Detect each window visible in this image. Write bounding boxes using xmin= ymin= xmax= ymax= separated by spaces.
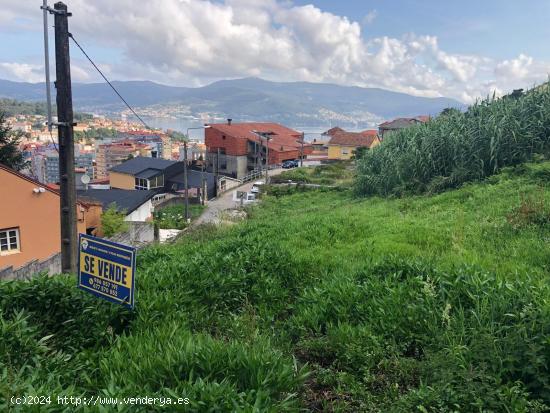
xmin=0 ymin=228 xmax=20 ymax=254
xmin=135 ymin=177 xmax=148 ymax=190
xmin=149 ymin=174 xmax=164 ymax=189
xmin=341 ymin=148 xmax=349 ymax=155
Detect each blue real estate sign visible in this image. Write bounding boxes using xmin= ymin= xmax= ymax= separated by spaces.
xmin=78 ymin=234 xmax=136 ymax=309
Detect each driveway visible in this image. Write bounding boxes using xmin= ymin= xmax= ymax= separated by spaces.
xmin=193 ymin=167 xmax=284 ymax=226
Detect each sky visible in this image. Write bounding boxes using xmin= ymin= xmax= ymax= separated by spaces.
xmin=0 ymin=0 xmax=549 ymax=103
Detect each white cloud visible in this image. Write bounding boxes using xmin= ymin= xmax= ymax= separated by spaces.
xmin=363 ymin=10 xmax=378 ymax=25
xmin=0 ymin=63 xmax=44 ymax=83
xmin=1 ymin=0 xmax=549 ymax=103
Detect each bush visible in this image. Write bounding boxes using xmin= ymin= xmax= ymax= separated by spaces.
xmin=101 ymin=204 xmax=129 ymax=237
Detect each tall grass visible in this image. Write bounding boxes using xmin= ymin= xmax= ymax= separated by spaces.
xmin=1 ymin=163 xmax=549 ymax=411
xmin=355 ymin=84 xmax=550 ymax=196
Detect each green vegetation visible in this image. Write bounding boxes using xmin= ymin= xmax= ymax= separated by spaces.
xmin=1 ymin=160 xmax=549 ymax=411
xmin=356 ymin=83 xmax=550 ymax=196
xmin=271 ymin=161 xmax=354 ymax=187
xmin=0 ymin=98 xmax=93 ymax=121
xmin=0 ymin=99 xmax=49 ymax=117
xmin=0 ymin=112 xmax=26 ymax=170
xmin=101 ymin=204 xmax=129 ymax=237
xmin=154 ymin=204 xmax=206 ymax=229
xmin=74 ymin=127 xmax=118 ymax=143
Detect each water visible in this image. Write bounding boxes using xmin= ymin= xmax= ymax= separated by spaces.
xmin=135 ymin=117 xmax=369 ymax=142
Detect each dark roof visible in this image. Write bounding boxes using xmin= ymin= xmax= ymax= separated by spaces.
xmin=168 ymin=170 xmax=217 ymax=200
xmin=77 ymin=189 xmax=157 ymax=215
xmin=135 ymin=168 xmax=163 ymax=179
xmin=379 ymin=116 xmax=430 ymax=130
xmin=110 ymin=156 xmax=177 ymax=175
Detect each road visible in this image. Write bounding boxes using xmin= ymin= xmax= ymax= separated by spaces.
xmin=192 ymin=167 xmax=285 ymax=226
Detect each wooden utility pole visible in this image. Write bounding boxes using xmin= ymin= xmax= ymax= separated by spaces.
xmin=183 ymin=141 xmax=189 ymax=222
xmin=54 ymin=2 xmax=77 ymax=274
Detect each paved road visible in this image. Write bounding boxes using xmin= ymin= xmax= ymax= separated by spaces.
xmin=193 ymin=167 xmax=284 ymax=226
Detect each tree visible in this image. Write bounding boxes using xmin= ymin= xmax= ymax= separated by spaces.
xmin=0 ymin=111 xmax=26 ymax=170
xmin=101 ymin=204 xmax=129 ymax=237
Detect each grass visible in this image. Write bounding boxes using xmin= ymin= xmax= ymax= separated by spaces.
xmin=270 ymin=161 xmax=355 ymax=187
xmin=1 ymin=162 xmax=549 ymax=411
xmin=154 ymin=204 xmax=205 ymax=230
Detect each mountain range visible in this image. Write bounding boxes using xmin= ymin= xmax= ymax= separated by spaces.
xmin=0 ymin=77 xmax=465 ymax=127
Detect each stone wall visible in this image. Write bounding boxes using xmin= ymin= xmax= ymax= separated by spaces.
xmin=0 ymin=252 xmax=61 ymax=281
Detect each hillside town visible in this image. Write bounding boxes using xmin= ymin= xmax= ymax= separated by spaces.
xmin=1 ymin=109 xmax=429 ymax=278
xmin=7 ymin=112 xmax=428 ymax=184
xmin=2 ymin=1 xmax=549 ymax=411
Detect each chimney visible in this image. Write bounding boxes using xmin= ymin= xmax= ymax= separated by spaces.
xmin=227 ymin=118 xmax=232 ymax=126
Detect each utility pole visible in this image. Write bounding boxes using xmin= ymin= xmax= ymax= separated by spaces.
xmin=300 ymin=132 xmax=305 ymax=167
xmin=265 ymin=135 xmax=271 ymax=183
xmin=183 ymin=140 xmax=189 ymax=223
xmin=54 ymin=2 xmax=77 ymax=274
xmin=41 ymin=0 xmax=53 ymax=131
xmin=215 ymin=148 xmax=220 ymax=197
xmin=200 ymin=160 xmax=206 ymax=205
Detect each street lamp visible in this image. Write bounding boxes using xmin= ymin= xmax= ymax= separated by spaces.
xmin=171 ymin=125 xmax=210 ymax=222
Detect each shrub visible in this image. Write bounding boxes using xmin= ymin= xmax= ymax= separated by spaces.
xmin=101 ymin=204 xmax=129 ymax=237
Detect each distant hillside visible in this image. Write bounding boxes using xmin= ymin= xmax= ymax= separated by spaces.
xmin=0 ymin=77 xmax=465 ymax=127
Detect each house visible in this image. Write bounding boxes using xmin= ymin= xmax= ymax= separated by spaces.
xmin=204 ymin=120 xmax=313 ymax=179
xmin=109 ymin=156 xmax=217 ymax=201
xmin=310 ymin=138 xmax=330 ymax=156
xmin=77 ymin=189 xmax=158 ymax=224
xmin=325 ymin=127 xmax=380 ymax=160
xmin=166 ymin=169 xmax=217 ymax=200
xmin=95 ymin=141 xmax=154 ymax=179
xmin=109 ymin=156 xmax=184 ymax=191
xmin=0 ymin=163 xmax=101 ymax=270
xmin=378 ymin=116 xmax=430 ymax=140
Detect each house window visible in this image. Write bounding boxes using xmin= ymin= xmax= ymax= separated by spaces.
xmin=149 ymin=174 xmax=164 ymax=189
xmin=341 ymin=148 xmax=349 ymax=155
xmin=0 ymin=228 xmax=20 ymax=254
xmin=135 ymin=177 xmax=148 ymax=190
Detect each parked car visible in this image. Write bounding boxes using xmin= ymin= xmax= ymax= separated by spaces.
xmin=251 ymin=180 xmax=265 ymax=193
xmin=282 ymin=160 xmax=299 ymax=168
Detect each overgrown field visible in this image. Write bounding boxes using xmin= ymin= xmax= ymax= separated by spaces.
xmin=1 ymin=162 xmax=550 ymax=412
xmin=356 ymin=84 xmax=550 ymax=196
xmin=271 ymin=161 xmax=354 ymax=187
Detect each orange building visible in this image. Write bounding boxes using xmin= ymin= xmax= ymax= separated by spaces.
xmin=0 ymin=164 xmax=101 ymax=270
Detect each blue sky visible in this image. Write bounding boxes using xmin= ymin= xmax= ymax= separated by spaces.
xmin=0 ymin=0 xmax=549 ymax=103
xmin=293 ymin=0 xmax=550 ymax=60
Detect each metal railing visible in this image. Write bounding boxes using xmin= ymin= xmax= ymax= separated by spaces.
xmin=239 ymin=169 xmax=264 ymax=184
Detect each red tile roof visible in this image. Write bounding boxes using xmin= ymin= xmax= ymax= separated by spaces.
xmin=325 ymin=128 xmax=380 ymax=148
xmin=207 ymin=122 xmax=305 ymax=152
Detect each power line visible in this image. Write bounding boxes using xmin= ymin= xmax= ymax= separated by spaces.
xmin=68 ymin=33 xmax=151 ymax=131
